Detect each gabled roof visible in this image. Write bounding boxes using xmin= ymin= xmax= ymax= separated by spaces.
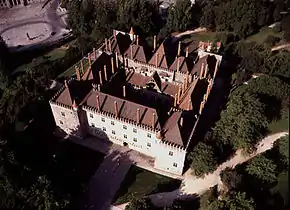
xmin=148 ymin=43 xmax=169 ymax=69
xmin=178 ymin=78 xmax=198 ymax=110
xmin=190 ymin=55 xmax=208 ymax=77
xmin=169 ymin=56 xmax=194 ymax=73
xmin=124 ymin=44 xmax=147 ymax=63
xmin=82 ymin=90 xmax=161 ymax=130
xmin=163 ymin=111 xmax=183 ymax=147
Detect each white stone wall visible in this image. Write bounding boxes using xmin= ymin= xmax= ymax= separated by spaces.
xmin=85 ymin=109 xmax=159 ymax=157
xmin=50 ymin=102 xmax=82 ymax=137
xmin=154 ymin=143 xmax=186 ymax=175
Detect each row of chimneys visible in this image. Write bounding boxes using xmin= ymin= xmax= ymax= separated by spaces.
xmin=199 ymin=79 xmax=213 ymax=114
xmin=173 ymin=73 xmax=191 ymax=107
xmin=95 ymin=94 xmax=157 ymax=129
xmin=199 ymin=59 xmax=219 ymax=80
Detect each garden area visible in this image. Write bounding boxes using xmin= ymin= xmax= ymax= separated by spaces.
xmin=112 ymin=166 xmax=181 ymax=205
xmin=245 ymin=26 xmax=284 ymax=45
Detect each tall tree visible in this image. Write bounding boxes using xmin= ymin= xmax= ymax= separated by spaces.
xmin=246 ymin=155 xmax=277 ymax=183
xmin=166 ymin=0 xmax=193 ymax=32
xmin=125 ymin=197 xmax=155 ymax=210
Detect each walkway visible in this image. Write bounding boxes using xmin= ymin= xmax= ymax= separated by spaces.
xmin=173 ymin=27 xmax=207 ymax=38
xmin=149 ymin=132 xmax=288 ymax=207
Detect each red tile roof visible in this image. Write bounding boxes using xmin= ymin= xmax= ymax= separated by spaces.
xmin=83 ymin=90 xmax=161 ymax=130
xmin=163 ymin=111 xmax=183 ymax=147
xmin=124 ymin=44 xmax=147 ymax=63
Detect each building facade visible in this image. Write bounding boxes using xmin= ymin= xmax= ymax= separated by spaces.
xmin=49 ymin=28 xmax=222 ymax=175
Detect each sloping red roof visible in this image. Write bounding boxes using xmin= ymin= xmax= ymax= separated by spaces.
xmin=148 ymin=43 xmax=169 ymax=69
xmin=190 ymin=55 xmax=208 ymax=77
xmin=163 ymin=111 xmax=183 ymax=147
xmin=124 ymin=44 xmax=147 ymax=63
xmin=178 ymin=79 xmax=198 ymax=110
xmin=169 ymin=56 xmax=194 ymax=73
xmin=83 ymin=90 xmax=161 ymax=130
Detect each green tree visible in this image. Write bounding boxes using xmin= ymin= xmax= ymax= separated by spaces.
xmin=274 ymin=135 xmax=289 ymax=167
xmin=166 ymin=0 xmax=193 ymax=32
xmin=223 ymin=192 xmax=255 ymax=210
xmin=189 ymin=142 xmax=217 ymax=176
xmin=125 ymin=197 xmax=155 ymax=210
xmin=220 ymin=167 xmax=242 ymax=191
xmin=116 ymin=0 xmax=161 ymax=36
xmin=246 ymin=155 xmax=277 ymax=183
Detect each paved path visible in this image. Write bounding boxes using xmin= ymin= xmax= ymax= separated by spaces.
xmin=173 ymin=27 xmax=207 ymax=38
xmin=149 ymin=132 xmax=288 ymax=207
xmin=271 ymin=43 xmax=290 ymax=51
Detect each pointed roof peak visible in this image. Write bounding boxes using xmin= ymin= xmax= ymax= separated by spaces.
xmin=129 ymin=27 xmax=134 ymax=35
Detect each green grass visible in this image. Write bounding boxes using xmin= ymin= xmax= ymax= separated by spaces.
xmin=13 ymin=47 xmax=67 ymax=74
xmin=268 ymin=109 xmax=289 ymax=134
xmin=245 ymin=27 xmax=284 ymax=44
xmin=112 ymin=166 xmax=181 ymax=205
xmin=182 ymin=31 xmax=217 ymax=44
xmin=57 ymin=57 xmax=90 ymax=79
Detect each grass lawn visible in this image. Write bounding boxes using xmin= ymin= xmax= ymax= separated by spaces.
xmin=57 ymin=56 xmax=90 ymax=79
xmin=13 ymin=47 xmax=68 ymax=74
xmin=112 ymin=166 xmax=181 ymax=205
xmin=245 ymin=27 xmax=284 ymax=44
xmin=181 ymin=31 xmax=217 ymax=44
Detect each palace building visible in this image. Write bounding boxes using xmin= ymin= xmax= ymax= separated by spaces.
xmin=49 ymin=28 xmax=222 ymax=175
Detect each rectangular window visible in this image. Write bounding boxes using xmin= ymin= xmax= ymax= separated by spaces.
xmin=102 ymin=127 xmax=106 ymax=131
xmin=101 ymin=118 xmax=105 ymax=122
xmin=90 ymin=113 xmax=93 ymax=118
xmin=124 ymin=134 xmax=127 ymax=139
xmin=169 ymin=151 xmax=173 ymax=156
xmin=133 ymin=128 xmax=137 ymax=133
xmin=59 ymin=120 xmax=63 ymax=125
xmin=112 ymin=130 xmax=116 ymax=135
xmin=123 ymin=125 xmax=127 ymax=130
xmin=133 ymin=138 xmax=137 ymax=142
xmin=61 ymin=112 xmax=65 ymax=117
xmin=173 ymin=162 xmax=177 ymax=167
xmin=147 ymin=133 xmax=151 ymax=138
xmin=91 ymin=123 xmax=95 ymax=127
xmin=111 ymin=121 xmax=115 ymax=125
xmin=147 ymin=142 xmax=151 ymax=147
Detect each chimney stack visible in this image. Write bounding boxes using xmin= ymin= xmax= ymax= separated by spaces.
xmin=199 ymin=101 xmax=204 ymax=114
xmin=153 ymin=35 xmax=157 ymax=51
xmin=113 ymin=29 xmax=116 ymax=39
xmin=97 ymin=84 xmax=101 ymax=91
xmin=185 ymin=47 xmax=189 ymax=58
xmin=180 ymin=117 xmax=184 ymax=127
xmin=80 ymin=60 xmax=84 ymax=74
xmin=99 ymin=71 xmax=103 ymax=85
xmin=104 ymin=65 xmax=108 ymax=81
xmin=115 ymin=52 xmax=119 ymax=68
xmin=123 ymin=85 xmax=126 ymax=97
xmin=204 ymin=64 xmax=208 ymax=78
xmin=152 ymin=113 xmax=156 ymax=129
xmin=108 ymin=39 xmax=112 ymax=52
xmin=174 ymin=94 xmax=177 ymax=107
xmin=177 ymin=57 xmax=180 ymax=72
xmin=64 ymin=80 xmax=68 ymax=88
xmin=187 ymin=99 xmax=191 ymax=110
xmin=185 ymin=71 xmax=189 ymax=88
xmin=200 ymin=63 xmax=205 ymax=79
xmin=136 ymin=108 xmax=140 ymax=124
xmin=72 ymin=100 xmax=78 ymax=111
xmin=213 ymin=60 xmax=219 ymax=78
xmin=96 ymin=95 xmax=100 ymax=111
xmin=114 ymin=101 xmax=118 ymax=118
xmin=177 ymin=41 xmax=181 ymax=57
xmin=111 ymin=57 xmax=115 ymax=74
xmin=75 ymin=66 xmax=81 ymax=81
xmin=136 ymin=35 xmax=139 ymax=45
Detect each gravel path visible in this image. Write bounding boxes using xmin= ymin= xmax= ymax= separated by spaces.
xmin=149 ymin=132 xmax=288 ymax=207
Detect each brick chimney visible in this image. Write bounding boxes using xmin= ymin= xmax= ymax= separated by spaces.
xmin=204 ymin=64 xmax=208 ymax=78
xmin=93 ymin=48 xmax=97 ymax=61
xmin=187 ymin=98 xmax=191 ymax=110
xmin=137 ymin=108 xmax=140 ymax=124
xmin=108 ymin=39 xmax=112 ymax=52
xmin=214 ymin=60 xmax=219 ymax=78
xmin=177 ymin=57 xmax=180 ymax=72
xmin=185 ymin=47 xmax=189 ymax=58
xmin=129 ymin=26 xmax=134 ymax=41
xmin=113 ymin=29 xmax=116 ymax=39
xmin=180 ymin=117 xmax=183 ymax=127
xmin=136 ymin=35 xmax=139 ymax=45
xmin=200 ymin=63 xmax=204 ymax=79
xmin=177 ymin=41 xmax=181 ymax=57
xmin=199 ymin=101 xmax=204 ymax=114
xmin=88 ymin=53 xmax=91 ymax=66
xmin=155 ymin=53 xmax=159 ymax=67
xmin=185 ymin=71 xmax=189 ymax=88
xmin=114 ymin=101 xmax=118 ymax=118
xmin=111 ymin=57 xmax=115 ymax=74
xmin=80 ymin=60 xmax=84 ymax=74
xmin=104 ymin=65 xmax=107 ymax=81
xmin=96 ymin=95 xmax=100 ymax=111
xmin=115 ymin=52 xmax=119 ymax=68
xmin=64 ymin=80 xmax=68 ymax=88
xmin=152 ymin=113 xmax=156 ymax=129
xmin=177 ymin=85 xmax=181 ymax=104
xmin=123 ymin=85 xmax=126 ymax=97
xmin=99 ymin=71 xmax=103 ymax=85
xmin=72 ymin=100 xmax=78 ymax=111
xmin=174 ymin=93 xmax=177 ymax=107
xmin=130 ymin=45 xmax=133 ymax=59
xmin=75 ymin=66 xmax=81 ymax=81
xmin=153 ymin=35 xmax=157 ymax=51
xmin=105 ymin=38 xmax=108 ymax=51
